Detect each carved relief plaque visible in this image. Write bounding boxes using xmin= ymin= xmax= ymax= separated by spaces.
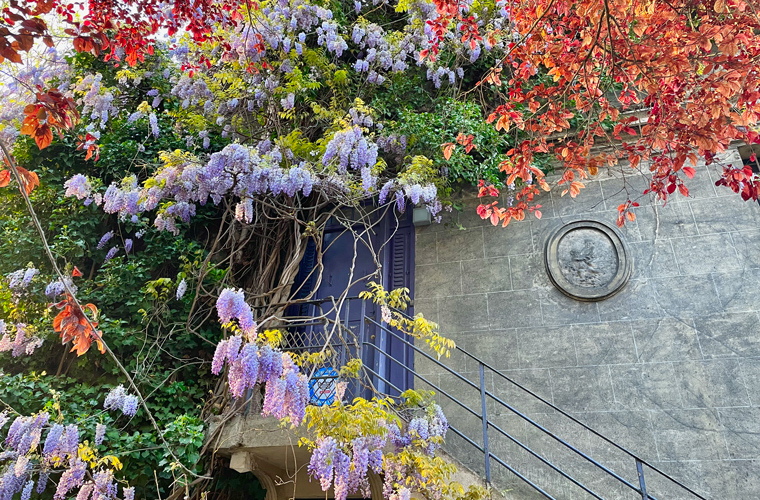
xmin=545 ymin=221 xmax=631 ymax=301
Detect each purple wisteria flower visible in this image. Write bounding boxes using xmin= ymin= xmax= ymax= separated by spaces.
xmin=308 ymin=437 xmax=337 ymax=490
xmin=21 ymin=480 xmax=33 ymax=500
xmin=104 ymin=385 xmax=139 ymax=417
xmin=176 ymin=278 xmax=187 ymax=300
xmin=45 ymin=278 xmax=75 ymax=298
xmin=6 ymin=268 xmax=38 ymax=291
xmin=333 ymin=450 xmax=350 ymax=500
xmin=36 ymin=471 xmax=48 ymax=494
xmin=64 ymin=174 xmax=93 ymax=201
xmin=0 ymin=323 xmax=43 ymax=357
xmin=76 ymin=484 xmax=94 ymax=500
xmin=211 ymin=336 xmax=308 ymax=423
xmin=148 ymin=113 xmax=159 ymax=137
xmin=94 ymin=423 xmax=106 ymax=446
xmin=123 ymin=486 xmax=135 ymax=500
xmin=54 ymin=458 xmax=86 ymax=499
xmin=22 ymin=268 xmax=38 ymax=287
xmin=121 ymin=395 xmax=139 ymax=417
xmin=322 ymin=126 xmax=379 ymax=174
xmin=216 ymin=288 xmax=257 ymax=337
xmin=97 ymin=231 xmax=114 ymax=249
xmin=43 ymin=424 xmax=64 ymax=454
xmin=104 ymin=246 xmax=119 ymax=262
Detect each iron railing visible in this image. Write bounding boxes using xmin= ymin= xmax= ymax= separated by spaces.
xmin=250 ymin=297 xmax=709 ymax=500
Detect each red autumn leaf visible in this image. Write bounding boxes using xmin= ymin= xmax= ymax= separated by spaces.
xmin=50 ymin=267 xmax=103 ymax=356
xmin=13 ymin=33 xmax=34 ymax=51
xmin=476 ymin=203 xmax=489 ymax=219
xmin=478 ymin=182 xmax=500 ymax=198
xmin=0 ymin=170 xmax=10 ymax=188
xmin=456 ymin=133 xmax=477 ymax=153
xmin=20 ymin=90 xmax=79 ymax=150
xmin=53 ymin=296 xmax=105 ymax=356
xmin=489 ymin=210 xmax=500 ymax=226
xmin=51 ymin=273 xmax=101 ymax=356
xmin=682 ymin=167 xmax=696 ymax=179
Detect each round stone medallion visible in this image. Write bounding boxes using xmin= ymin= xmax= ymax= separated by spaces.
xmin=544 ymin=220 xmax=631 ymax=301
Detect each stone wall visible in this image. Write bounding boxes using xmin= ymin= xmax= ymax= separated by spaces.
xmin=413 ymin=149 xmax=760 ymax=499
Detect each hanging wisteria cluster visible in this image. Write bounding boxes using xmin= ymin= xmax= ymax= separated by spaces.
xmin=65 ymin=136 xmax=441 ymax=233
xmin=211 ymin=336 xmax=309 ymax=424
xmin=4 ymin=268 xmax=38 ymax=294
xmin=308 ymin=434 xmax=385 ymax=500
xmin=0 ymin=321 xmax=44 ymax=358
xmin=73 ymin=73 xmax=119 ymax=132
xmin=104 ymin=385 xmax=140 ymax=418
xmin=306 ymin=403 xmax=448 ymax=500
xmin=0 ymin=411 xmax=130 ymax=500
xmin=44 ymin=278 xmax=77 ymax=299
xmin=64 ymin=175 xmax=100 ymax=206
xmin=211 ymin=288 xmax=309 ymax=425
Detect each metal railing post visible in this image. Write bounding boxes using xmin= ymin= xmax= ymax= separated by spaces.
xmin=359 ymin=300 xmax=367 ymax=344
xmin=340 ymin=299 xmax=350 ymax=367
xmin=479 ymin=363 xmax=491 ymax=483
xmin=358 ymin=299 xmax=366 ymax=356
xmin=636 ymin=459 xmax=649 ymax=500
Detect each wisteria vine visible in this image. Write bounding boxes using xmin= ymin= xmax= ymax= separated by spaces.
xmin=0 ymin=408 xmax=132 ymax=500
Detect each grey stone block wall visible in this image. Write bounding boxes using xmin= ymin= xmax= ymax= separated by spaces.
xmin=413 ymin=149 xmax=760 ymax=499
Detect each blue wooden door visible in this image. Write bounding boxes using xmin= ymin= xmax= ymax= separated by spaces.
xmin=288 ymin=207 xmax=416 ymax=398
xmin=367 ymin=216 xmax=415 ymax=396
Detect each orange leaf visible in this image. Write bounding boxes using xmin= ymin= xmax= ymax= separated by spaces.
xmin=442 ymin=142 xmax=455 ymax=161
xmin=15 ymin=167 xmax=39 ymax=194
xmin=495 ymin=114 xmax=510 ymax=132
xmin=34 ymin=125 xmax=53 ymax=149
xmin=489 ymin=211 xmax=499 ymax=226
xmin=0 ymin=170 xmax=10 ymax=188
xmin=569 ymin=181 xmax=585 ymax=198
xmin=52 ymin=295 xmax=104 ymax=357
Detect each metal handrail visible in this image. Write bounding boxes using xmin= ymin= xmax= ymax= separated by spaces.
xmin=271 ymin=297 xmax=706 ymax=499
xmin=361 ymin=364 xmax=557 ymax=500
xmin=362 ymin=330 xmax=604 ymax=499
xmin=368 ymin=308 xmax=708 ymax=500
xmin=363 ymin=318 xmax=627 ymax=499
